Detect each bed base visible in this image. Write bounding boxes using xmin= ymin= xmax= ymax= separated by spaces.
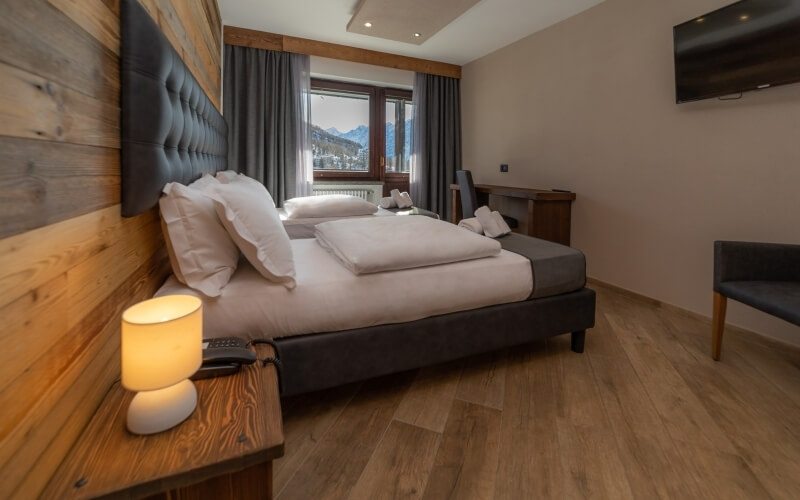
xmin=274 ymin=287 xmax=595 ymax=396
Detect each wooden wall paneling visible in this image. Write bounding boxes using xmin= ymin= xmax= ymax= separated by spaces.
xmin=0 ymin=0 xmax=120 ymax=104
xmin=0 ymin=205 xmax=142 ymax=308
xmin=3 ymin=247 xmax=170 ymax=499
xmin=0 ymin=212 xmax=163 ymax=462
xmin=103 ymin=0 xmax=122 ymax=18
xmin=0 ymin=62 xmax=121 ymax=148
xmin=0 ymin=0 xmax=222 ymax=497
xmin=223 ymin=26 xmax=463 ymax=79
xmin=183 ymin=0 xmax=222 ymax=68
xmin=47 ymin=0 xmax=121 ymax=55
xmin=149 ymin=0 xmax=220 ymax=108
xmin=201 ymin=0 xmax=223 ymax=48
xmin=0 ymin=136 xmax=120 ymax=239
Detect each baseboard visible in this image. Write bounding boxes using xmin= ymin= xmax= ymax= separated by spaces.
xmin=586 ymin=277 xmax=800 ymax=353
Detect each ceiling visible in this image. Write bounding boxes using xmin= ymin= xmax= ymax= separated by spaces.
xmin=219 ymin=0 xmax=607 ymax=66
xmin=347 ymin=0 xmax=481 ymax=46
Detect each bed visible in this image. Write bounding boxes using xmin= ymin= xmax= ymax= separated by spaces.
xmin=121 ymin=0 xmax=596 ymax=396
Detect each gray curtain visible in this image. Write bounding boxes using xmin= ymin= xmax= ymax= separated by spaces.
xmin=224 ymin=45 xmax=310 ymax=204
xmin=410 ymin=73 xmax=462 ymax=221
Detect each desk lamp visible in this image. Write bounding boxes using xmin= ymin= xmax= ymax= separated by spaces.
xmin=121 ymin=295 xmax=202 ymax=435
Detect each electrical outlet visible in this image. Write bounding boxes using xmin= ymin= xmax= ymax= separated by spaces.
xmin=500 ymin=164 xmax=509 ymax=173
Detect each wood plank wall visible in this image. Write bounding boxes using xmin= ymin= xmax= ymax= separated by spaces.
xmin=0 ymin=1 xmax=221 ymax=498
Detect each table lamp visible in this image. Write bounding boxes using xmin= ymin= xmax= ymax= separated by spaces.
xmin=121 ymin=295 xmax=202 ymax=435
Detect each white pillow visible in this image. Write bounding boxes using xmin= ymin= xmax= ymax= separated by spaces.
xmin=215 ymin=170 xmax=240 ymax=183
xmin=283 ymin=194 xmax=379 ymax=219
xmin=206 ymin=176 xmax=296 ymax=288
xmin=159 ymin=176 xmax=239 ymax=297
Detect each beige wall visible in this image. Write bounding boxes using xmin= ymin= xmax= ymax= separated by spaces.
xmin=462 ymin=0 xmax=800 ymax=345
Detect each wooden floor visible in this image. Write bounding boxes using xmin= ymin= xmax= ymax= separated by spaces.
xmin=274 ymin=284 xmax=800 ymax=500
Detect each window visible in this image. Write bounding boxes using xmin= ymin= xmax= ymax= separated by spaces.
xmin=385 ymin=95 xmax=413 ymax=174
xmin=310 ymin=79 xmax=413 ymax=181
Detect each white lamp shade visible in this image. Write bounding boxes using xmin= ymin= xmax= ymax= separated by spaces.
xmin=121 ymin=295 xmax=202 ymax=392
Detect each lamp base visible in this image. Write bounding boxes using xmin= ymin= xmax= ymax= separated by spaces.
xmin=127 ymin=379 xmax=197 ymax=435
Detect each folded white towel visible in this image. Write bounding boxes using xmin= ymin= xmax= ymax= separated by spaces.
xmin=474 ymin=206 xmax=511 ymax=238
xmin=379 ymin=196 xmax=397 ymax=209
xmin=458 ymin=217 xmax=484 ymax=234
xmin=390 ymin=189 xmax=413 ymax=209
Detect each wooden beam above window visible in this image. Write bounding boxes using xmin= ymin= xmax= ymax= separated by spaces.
xmin=223 ymin=26 xmax=462 ymax=79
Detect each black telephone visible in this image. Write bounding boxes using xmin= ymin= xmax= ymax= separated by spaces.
xmin=191 ymin=337 xmax=257 ymax=380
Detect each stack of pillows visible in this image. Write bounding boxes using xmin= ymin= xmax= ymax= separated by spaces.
xmin=159 ymin=171 xmax=296 ymax=298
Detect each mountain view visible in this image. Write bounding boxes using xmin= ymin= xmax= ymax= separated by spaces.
xmin=311 ymin=120 xmax=413 ymax=172
xmin=311 ymin=126 xmax=367 ymax=171
xmin=325 ymin=122 xmax=412 ymax=158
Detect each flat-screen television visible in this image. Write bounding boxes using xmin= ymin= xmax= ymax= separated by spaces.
xmin=673 ymin=0 xmax=800 ymax=103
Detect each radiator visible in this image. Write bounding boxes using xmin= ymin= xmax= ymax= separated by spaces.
xmin=312 ymin=183 xmax=383 ymax=204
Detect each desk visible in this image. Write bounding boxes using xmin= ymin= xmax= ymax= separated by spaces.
xmin=450 ymin=184 xmax=576 ymax=246
xmin=44 ymin=344 xmax=284 ymax=500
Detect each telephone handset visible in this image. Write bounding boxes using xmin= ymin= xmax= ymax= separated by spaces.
xmin=202 ymin=337 xmax=257 ymax=365
xmin=191 ymin=337 xmax=257 ymax=380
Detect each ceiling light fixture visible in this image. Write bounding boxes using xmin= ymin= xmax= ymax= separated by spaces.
xmin=413 ymin=32 xmax=421 ymax=37
xmin=364 ymin=22 xmax=372 ymax=28
xmin=739 ymin=14 xmax=749 ymax=21
xmin=696 ymin=17 xmax=705 ymax=23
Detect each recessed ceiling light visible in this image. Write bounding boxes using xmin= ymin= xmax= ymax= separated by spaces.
xmin=739 ymin=14 xmax=749 ymax=21
xmin=413 ymin=32 xmax=421 ymax=37
xmin=696 ymin=17 xmax=705 ymax=23
xmin=364 ymin=22 xmax=372 ymax=28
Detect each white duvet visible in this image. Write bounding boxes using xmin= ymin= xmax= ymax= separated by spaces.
xmin=156 ymin=239 xmax=532 ymax=339
xmin=314 ymin=215 xmax=501 ymax=275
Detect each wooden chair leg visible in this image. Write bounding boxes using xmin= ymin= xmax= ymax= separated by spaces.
xmin=712 ymin=292 xmax=727 ymax=361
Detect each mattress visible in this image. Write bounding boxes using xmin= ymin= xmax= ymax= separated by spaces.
xmin=156 ymin=238 xmax=533 ymax=340
xmin=279 ymin=207 xmax=396 ymax=239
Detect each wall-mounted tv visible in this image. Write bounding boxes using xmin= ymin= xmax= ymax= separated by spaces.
xmin=673 ymin=0 xmax=800 ymax=103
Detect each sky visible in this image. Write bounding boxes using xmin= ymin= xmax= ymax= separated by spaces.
xmin=310 ymin=93 xmax=369 ymax=132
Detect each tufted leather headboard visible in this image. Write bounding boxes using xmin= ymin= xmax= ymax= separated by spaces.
xmin=120 ymin=0 xmax=227 ymax=217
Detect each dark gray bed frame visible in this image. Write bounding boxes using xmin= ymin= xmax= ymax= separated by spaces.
xmin=121 ymin=0 xmax=596 ymax=397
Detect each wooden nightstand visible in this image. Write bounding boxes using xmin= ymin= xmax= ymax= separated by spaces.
xmin=43 ymin=345 xmax=284 ymax=499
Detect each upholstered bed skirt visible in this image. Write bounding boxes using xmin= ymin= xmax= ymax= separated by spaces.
xmin=274 ymin=287 xmax=595 ymax=396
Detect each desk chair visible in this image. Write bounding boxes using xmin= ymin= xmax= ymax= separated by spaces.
xmin=712 ymin=240 xmax=800 ymax=360
xmin=456 ymin=170 xmax=518 ymax=229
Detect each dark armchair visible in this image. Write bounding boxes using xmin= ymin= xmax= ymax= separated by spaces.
xmin=712 ymin=241 xmax=800 ymax=360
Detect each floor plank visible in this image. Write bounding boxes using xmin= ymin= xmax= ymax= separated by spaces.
xmin=587 ymin=349 xmax=708 ymax=499
xmin=494 ymin=341 xmax=565 ymax=499
xmin=393 ymin=360 xmax=462 ymax=433
xmin=276 ymin=372 xmax=414 ymax=500
xmin=421 ymin=399 xmax=501 ymax=500
xmin=347 ymin=420 xmax=440 ymax=500
xmin=549 ymin=337 xmax=636 ymax=500
xmin=455 ymin=349 xmax=507 ymax=410
xmin=274 ymin=383 xmax=360 ymax=495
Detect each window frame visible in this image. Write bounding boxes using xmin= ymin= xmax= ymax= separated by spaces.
xmin=382 ymin=88 xmax=413 ymax=182
xmin=310 ymin=78 xmax=412 ymax=183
